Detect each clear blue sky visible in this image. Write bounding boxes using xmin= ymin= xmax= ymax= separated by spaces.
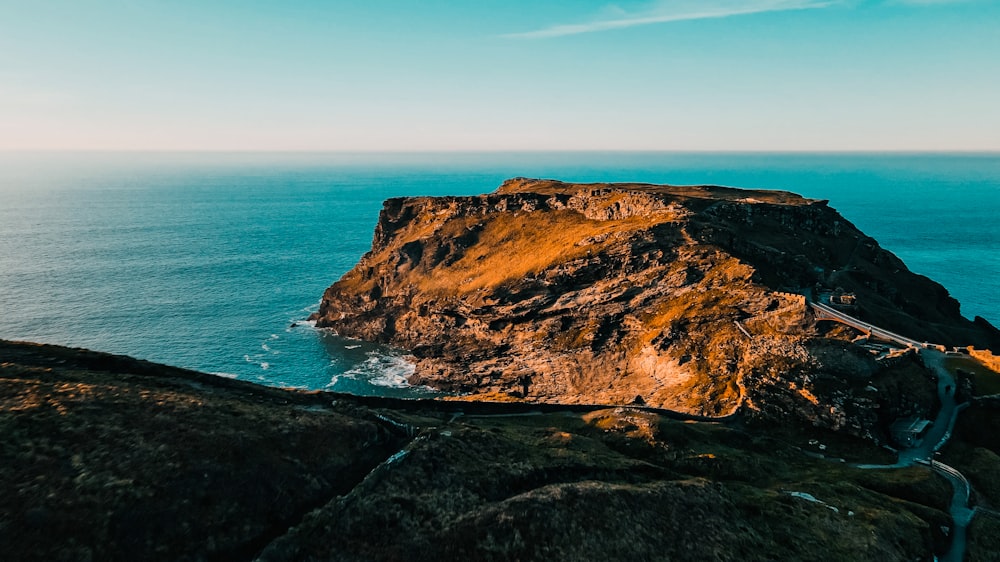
xmin=1 ymin=0 xmax=998 ymax=151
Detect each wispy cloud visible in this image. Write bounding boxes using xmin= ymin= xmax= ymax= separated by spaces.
xmin=503 ymin=0 xmax=837 ymax=39
xmin=889 ymin=0 xmax=973 ymax=4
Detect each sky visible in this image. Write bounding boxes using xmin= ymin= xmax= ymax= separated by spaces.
xmin=1 ymin=0 xmax=998 ymax=151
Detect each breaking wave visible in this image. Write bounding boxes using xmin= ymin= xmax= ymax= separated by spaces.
xmin=331 ymin=352 xmax=416 ymax=389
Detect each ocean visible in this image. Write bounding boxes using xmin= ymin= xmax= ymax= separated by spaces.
xmin=1 ymin=152 xmax=997 ymax=396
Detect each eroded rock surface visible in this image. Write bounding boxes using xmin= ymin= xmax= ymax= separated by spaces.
xmin=312 ymin=179 xmax=1000 ymax=433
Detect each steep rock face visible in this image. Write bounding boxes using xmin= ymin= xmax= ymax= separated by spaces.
xmin=312 ymin=179 xmax=999 ymax=426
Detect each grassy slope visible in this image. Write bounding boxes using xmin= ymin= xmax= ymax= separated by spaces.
xmin=0 ymin=340 xmax=978 ymax=561
xmin=264 ymin=409 xmax=952 ymax=561
xmin=0 ymin=341 xmax=404 ymax=561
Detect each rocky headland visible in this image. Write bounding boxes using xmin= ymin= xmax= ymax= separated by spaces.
xmin=312 ymin=178 xmax=1000 ymax=440
xmin=5 ymin=178 xmax=1000 ymax=560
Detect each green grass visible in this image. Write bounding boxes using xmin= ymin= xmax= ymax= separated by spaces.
xmin=944 ymin=356 xmax=1000 ymax=396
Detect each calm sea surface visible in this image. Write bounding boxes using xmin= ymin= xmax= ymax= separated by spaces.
xmin=1 ymin=152 xmax=997 ymax=395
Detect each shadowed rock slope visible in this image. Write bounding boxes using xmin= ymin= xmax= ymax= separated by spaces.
xmin=1 ymin=340 xmax=978 ymax=561
xmin=312 ymin=179 xmax=1000 ymax=431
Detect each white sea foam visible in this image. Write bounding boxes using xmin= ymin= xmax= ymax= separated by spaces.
xmin=339 ymin=352 xmax=417 ymax=389
xmin=210 ymin=372 xmax=240 ymax=379
xmin=331 ymin=353 xmax=409 ymax=388
xmin=368 ymin=368 xmax=413 ymax=388
xmin=269 ymin=334 xmax=279 ymax=340
xmin=344 ymin=344 xmax=362 ymax=350
xmin=260 ymin=362 xmax=270 ymax=370
xmin=262 ymin=343 xmax=271 ymax=351
xmin=287 ymin=319 xmax=317 ymax=333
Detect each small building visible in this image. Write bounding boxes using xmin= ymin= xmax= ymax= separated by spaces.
xmin=890 ymin=418 xmax=931 ymax=448
xmin=829 ymin=293 xmax=857 ymax=307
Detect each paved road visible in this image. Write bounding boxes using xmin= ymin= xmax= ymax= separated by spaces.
xmin=852 ymin=356 xmax=970 ymax=561
xmin=826 ymin=320 xmax=974 ymax=561
xmin=921 ymin=351 xmax=971 ymax=562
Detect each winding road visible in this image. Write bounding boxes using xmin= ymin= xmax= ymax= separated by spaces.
xmin=812 ymin=301 xmax=975 ymax=561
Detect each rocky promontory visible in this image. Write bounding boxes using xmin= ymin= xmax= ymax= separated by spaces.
xmin=6 ymin=179 xmax=1000 ymax=560
xmin=312 ymin=179 xmax=1000 ymax=434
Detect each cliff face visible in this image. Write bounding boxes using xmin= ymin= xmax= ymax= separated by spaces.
xmin=312 ymin=178 xmax=999 ymax=426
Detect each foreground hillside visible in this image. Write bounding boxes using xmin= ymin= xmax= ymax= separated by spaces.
xmin=6 ymin=340 xmax=997 ymax=561
xmin=312 ymin=179 xmax=1000 ymax=438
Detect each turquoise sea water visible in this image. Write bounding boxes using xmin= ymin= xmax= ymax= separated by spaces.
xmin=1 ymin=152 xmax=997 ymax=395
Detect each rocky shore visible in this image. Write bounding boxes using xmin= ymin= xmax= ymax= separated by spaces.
xmin=311 ymin=179 xmax=999 ymax=440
